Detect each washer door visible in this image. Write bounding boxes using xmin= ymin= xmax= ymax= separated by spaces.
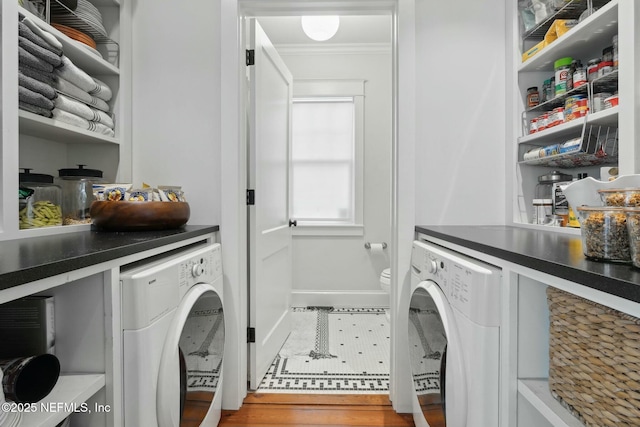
xmin=408 ymin=281 xmax=466 ymax=427
xmin=157 ymin=283 xmax=224 ymax=427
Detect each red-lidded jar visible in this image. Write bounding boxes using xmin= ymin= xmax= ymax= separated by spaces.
xmin=587 ymin=58 xmax=601 ymax=82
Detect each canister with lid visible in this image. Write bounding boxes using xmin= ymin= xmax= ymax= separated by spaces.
xmin=19 ymin=168 xmax=62 ymax=229
xmin=536 ymin=170 xmax=572 ymax=200
xmin=554 ymin=57 xmax=573 ymax=96
xmin=57 ymin=165 xmax=103 ymax=225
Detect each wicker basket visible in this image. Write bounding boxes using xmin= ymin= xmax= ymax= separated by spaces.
xmin=547 ymin=287 xmax=640 ymax=426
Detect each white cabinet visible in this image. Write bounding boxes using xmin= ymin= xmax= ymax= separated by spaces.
xmin=1 ymin=0 xmax=130 ymax=241
xmin=509 ymin=0 xmax=640 ymax=230
xmin=0 ymin=270 xmax=118 ymax=427
xmin=512 ymin=273 xmax=640 ymax=427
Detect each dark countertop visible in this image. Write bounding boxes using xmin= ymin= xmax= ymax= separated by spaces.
xmin=0 ymin=225 xmax=219 ymax=291
xmin=416 ymin=225 xmax=640 ymax=303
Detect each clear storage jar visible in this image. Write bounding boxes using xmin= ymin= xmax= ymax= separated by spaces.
xmin=598 ymin=188 xmax=640 ymax=207
xmin=624 ymin=207 xmax=640 ymax=268
xmin=577 ymin=206 xmax=631 ymax=262
xmin=57 ymin=165 xmax=103 ymax=225
xmin=19 ymin=169 xmax=62 ymax=229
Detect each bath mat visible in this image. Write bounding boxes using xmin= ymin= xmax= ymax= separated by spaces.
xmin=257 ymin=307 xmax=391 ymax=394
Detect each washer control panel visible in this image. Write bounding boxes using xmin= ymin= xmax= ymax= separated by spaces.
xmin=412 ymin=240 xmax=501 ymax=327
xmin=178 ymin=244 xmax=222 ymax=292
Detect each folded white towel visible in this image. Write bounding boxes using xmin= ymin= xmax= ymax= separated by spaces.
xmin=54 ymin=93 xmax=114 ymax=129
xmin=91 ymin=77 xmax=113 ymax=102
xmin=56 ymin=55 xmax=96 ymax=94
xmin=54 ymin=93 xmax=93 ymax=120
xmin=90 ymin=106 xmax=114 ymax=129
xmin=53 ymin=76 xmax=110 ymax=113
xmin=52 ymin=108 xmax=115 ymax=137
xmin=53 ymin=75 xmax=92 ymax=104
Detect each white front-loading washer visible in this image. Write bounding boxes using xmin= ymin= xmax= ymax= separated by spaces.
xmin=408 ymin=240 xmax=501 ymax=427
xmin=121 ymin=242 xmax=224 ymax=427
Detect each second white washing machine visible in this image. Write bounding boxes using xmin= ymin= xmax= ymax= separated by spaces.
xmin=408 ymin=240 xmax=501 ymax=427
xmin=121 ymin=242 xmax=224 ymax=427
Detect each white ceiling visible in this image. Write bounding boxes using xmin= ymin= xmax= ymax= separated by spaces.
xmin=256 ymin=15 xmax=392 ymax=46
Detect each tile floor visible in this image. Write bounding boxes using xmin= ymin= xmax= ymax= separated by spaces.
xmin=257 ymin=307 xmax=391 ymax=394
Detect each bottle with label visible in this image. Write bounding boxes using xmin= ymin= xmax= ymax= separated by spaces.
xmin=572 ymin=62 xmax=587 ymax=88
xmin=527 ymin=87 xmax=539 ymax=108
xmin=554 ymin=57 xmax=573 ymax=96
xmin=553 ymin=182 xmax=571 ymax=226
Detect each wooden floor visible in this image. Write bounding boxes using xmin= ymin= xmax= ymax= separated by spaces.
xmin=218 ymin=393 xmax=416 ymax=427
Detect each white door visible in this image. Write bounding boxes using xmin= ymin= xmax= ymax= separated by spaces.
xmin=248 ymin=19 xmax=294 ymax=390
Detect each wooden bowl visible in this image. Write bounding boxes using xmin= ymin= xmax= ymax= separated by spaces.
xmin=90 ymin=201 xmax=190 ymax=231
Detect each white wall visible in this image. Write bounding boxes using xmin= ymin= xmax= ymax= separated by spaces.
xmin=130 ymin=0 xmax=221 ymax=226
xmin=277 ymin=48 xmax=392 ymax=300
xmin=414 ymin=0 xmax=506 ymax=225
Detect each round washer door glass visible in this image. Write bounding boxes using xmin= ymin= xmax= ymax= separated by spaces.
xmin=157 ymin=284 xmax=224 ymax=426
xmin=408 ymin=284 xmax=448 ymax=425
xmin=178 ymin=290 xmax=224 ymax=425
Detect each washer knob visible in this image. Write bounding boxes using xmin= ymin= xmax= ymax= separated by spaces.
xmin=191 ymin=262 xmax=204 ymax=277
xmin=427 ymin=259 xmax=438 ymax=274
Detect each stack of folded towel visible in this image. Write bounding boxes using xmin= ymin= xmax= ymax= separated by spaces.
xmin=18 ymin=17 xmax=62 ymax=118
xmin=53 ymin=56 xmax=114 ymax=137
xmin=17 ymin=15 xmax=115 ymax=137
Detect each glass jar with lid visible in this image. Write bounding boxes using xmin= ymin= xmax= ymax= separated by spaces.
xmin=536 ymin=170 xmax=572 ymax=200
xmin=57 ymin=165 xmax=103 ymax=225
xmin=19 ymin=168 xmax=62 ymax=229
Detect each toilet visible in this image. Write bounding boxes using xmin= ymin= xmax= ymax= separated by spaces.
xmin=380 ymin=268 xmax=391 ymax=321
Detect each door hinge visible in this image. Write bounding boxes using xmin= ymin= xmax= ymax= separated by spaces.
xmin=246 ymin=49 xmax=255 ymax=66
xmin=246 ymin=189 xmax=255 ymax=205
xmin=247 ymin=327 xmax=256 ymax=343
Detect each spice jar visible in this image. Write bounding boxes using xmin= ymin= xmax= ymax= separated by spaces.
xmin=587 ymin=58 xmax=601 ymax=82
xmin=554 ymin=57 xmax=573 ymax=96
xmin=526 ymin=86 xmax=540 ymax=108
xmin=57 ymin=165 xmax=103 ymax=225
xmin=572 ymin=61 xmax=587 ymax=88
xmin=19 ymin=168 xmax=62 ymax=229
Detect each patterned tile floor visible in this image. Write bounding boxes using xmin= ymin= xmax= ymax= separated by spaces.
xmin=257 ymin=307 xmax=391 ymax=394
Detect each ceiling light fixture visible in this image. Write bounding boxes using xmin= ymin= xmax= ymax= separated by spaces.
xmin=301 ymin=16 xmax=340 ymax=42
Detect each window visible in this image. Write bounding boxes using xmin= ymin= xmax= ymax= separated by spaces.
xmin=291 ymin=98 xmax=355 ymax=223
xmin=289 ymin=79 xmax=365 ymax=233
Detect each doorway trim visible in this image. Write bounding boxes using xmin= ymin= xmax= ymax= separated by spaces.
xmin=220 ymin=0 xmax=416 ymax=413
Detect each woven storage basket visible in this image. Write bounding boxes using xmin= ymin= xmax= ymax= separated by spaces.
xmin=547 ymin=286 xmax=640 ymax=426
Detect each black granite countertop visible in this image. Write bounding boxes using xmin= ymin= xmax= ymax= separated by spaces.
xmin=416 ymin=225 xmax=640 ymax=303
xmin=0 ymin=225 xmax=219 ymax=291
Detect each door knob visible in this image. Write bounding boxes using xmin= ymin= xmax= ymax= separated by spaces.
xmin=289 ymin=219 xmax=297 ymax=227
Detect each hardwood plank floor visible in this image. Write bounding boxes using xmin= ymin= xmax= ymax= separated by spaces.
xmin=219 ymin=393 xmax=415 ymax=427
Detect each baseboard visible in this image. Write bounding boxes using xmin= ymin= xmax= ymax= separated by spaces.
xmin=291 ymin=290 xmax=389 ymax=308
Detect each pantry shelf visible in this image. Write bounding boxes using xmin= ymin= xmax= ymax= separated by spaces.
xmin=519 ymin=117 xmax=585 ymax=144
xmin=519 ymin=0 xmax=617 ymax=72
xmin=518 ymin=379 xmax=585 ymax=427
xmin=522 ymin=0 xmax=611 ymax=41
xmin=519 ymin=124 xmax=617 ymax=167
xmin=19 ymin=374 xmax=105 ymax=427
xmin=19 ymin=111 xmax=118 ymax=145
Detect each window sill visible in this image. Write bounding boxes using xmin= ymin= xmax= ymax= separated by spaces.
xmin=292 ymin=224 xmax=364 ymax=237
